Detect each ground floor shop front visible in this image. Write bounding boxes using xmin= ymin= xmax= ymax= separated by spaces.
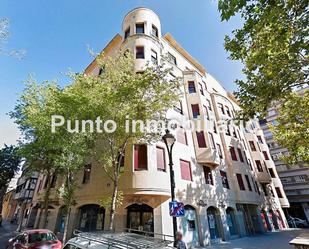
xmin=25 ymin=197 xmax=288 ymax=247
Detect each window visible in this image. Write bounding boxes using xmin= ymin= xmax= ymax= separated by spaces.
xmin=230 ymin=147 xmax=238 ymax=161
xmin=136 ymin=46 xmax=144 ymax=59
xmin=225 ymin=106 xmax=231 ymax=117
xmin=248 ymin=159 xmax=253 ymax=171
xmin=216 ymin=143 xmax=223 ymax=158
xmin=135 ymin=23 xmax=144 ymax=34
xmin=237 ymin=148 xmax=244 ymax=162
xmin=117 ymin=151 xmax=125 ymax=167
xmin=220 ymin=171 xmax=229 ymax=189
xmin=203 ymin=81 xmax=207 ymax=91
xmin=37 ymin=180 xmax=42 ymax=193
xmin=50 ymin=174 xmax=57 ymax=188
xmin=245 ymin=175 xmax=252 ymax=191
xmin=261 ymin=183 xmax=268 ymax=196
xmin=208 ymin=132 xmax=216 ymax=149
xmin=206 ymin=99 xmax=212 ymax=111
xmin=151 ymin=49 xmax=158 ymax=64
xmin=255 ymin=181 xmax=261 ymax=195
xmin=236 ymin=174 xmax=246 ymax=190
xmin=262 ymin=151 xmax=270 ymax=160
xmin=255 ymin=160 xmax=263 ymax=172
xmin=188 ymin=81 xmax=196 ymax=93
xmin=203 ymin=166 xmax=213 ymax=185
xmin=249 ymin=141 xmax=257 ymax=151
xmin=191 ymin=104 xmax=200 ymax=118
xmin=134 ymin=144 xmax=148 ymax=170
xmin=180 ymin=160 xmax=192 ymax=181
xmin=257 ymin=135 xmax=263 ymax=143
xmin=174 ymin=100 xmax=183 ymax=114
xmin=177 ymin=127 xmax=187 ymax=145
xmin=167 ymin=52 xmax=177 ymax=65
xmin=199 ymin=83 xmax=204 ymax=95
xmin=226 ymin=125 xmax=231 ymax=136
xmin=124 ymin=27 xmax=130 ymax=39
xmin=232 ymin=127 xmax=237 ymax=138
xmin=269 ymin=168 xmax=276 ymax=178
xmin=151 ymin=25 xmax=158 ymax=37
xmin=213 ymin=122 xmax=217 ymax=133
xmin=82 ymin=164 xmax=92 ymax=184
xmin=275 ymin=187 xmax=283 ymax=198
xmin=196 ymin=131 xmax=207 ymax=148
xmin=203 ymin=105 xmax=210 ymax=120
xmin=156 ymin=147 xmax=166 ymax=171
xmin=218 ymin=103 xmax=225 ymax=114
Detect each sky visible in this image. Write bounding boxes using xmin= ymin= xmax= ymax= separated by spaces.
xmin=0 ymin=0 xmax=243 ymax=148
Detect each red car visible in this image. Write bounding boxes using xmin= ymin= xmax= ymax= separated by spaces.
xmin=7 ymin=229 xmax=62 ymax=249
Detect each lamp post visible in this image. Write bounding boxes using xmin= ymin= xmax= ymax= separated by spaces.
xmin=162 ymin=129 xmax=177 ymax=241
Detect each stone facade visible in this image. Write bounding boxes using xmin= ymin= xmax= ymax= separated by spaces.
xmin=24 ymin=7 xmax=289 ymax=247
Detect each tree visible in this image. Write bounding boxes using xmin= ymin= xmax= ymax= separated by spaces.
xmin=67 ymin=51 xmax=181 ymax=230
xmin=0 ymin=145 xmax=21 ymax=213
xmin=218 ymin=0 xmax=308 ymax=120
xmin=0 ymin=18 xmax=26 ymax=59
xmin=11 ymin=79 xmax=92 ymax=241
xmin=270 ymin=90 xmax=309 ymax=164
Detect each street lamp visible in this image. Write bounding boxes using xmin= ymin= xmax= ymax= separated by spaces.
xmin=162 ymin=129 xmax=177 ymax=241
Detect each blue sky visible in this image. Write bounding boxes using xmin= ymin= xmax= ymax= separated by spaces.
xmin=0 ymin=0 xmax=243 ymax=147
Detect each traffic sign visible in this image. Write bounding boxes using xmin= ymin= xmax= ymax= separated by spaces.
xmin=169 ymin=201 xmax=185 ymax=217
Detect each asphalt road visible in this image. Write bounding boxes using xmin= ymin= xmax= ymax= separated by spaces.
xmin=0 ymin=221 xmax=17 ymax=249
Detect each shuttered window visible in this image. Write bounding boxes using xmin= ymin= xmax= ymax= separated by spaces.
xmin=245 ymin=175 xmax=252 ymax=191
xmin=230 ymin=147 xmax=238 ymax=161
xmin=134 ymin=144 xmax=148 ymax=170
xmin=203 ymin=166 xmax=213 ymax=185
xmin=196 ymin=131 xmax=207 ymax=148
xmin=236 ymin=174 xmax=246 ymax=191
xmin=191 ymin=104 xmax=200 ymax=118
xmin=156 ymin=147 xmax=166 ymax=171
xmin=180 ymin=160 xmax=192 ymax=181
xmin=177 ymin=127 xmax=187 ymax=145
xmin=262 ymin=151 xmax=270 ymax=160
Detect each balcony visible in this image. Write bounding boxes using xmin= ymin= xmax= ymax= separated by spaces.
xmin=256 ymin=171 xmax=272 ymax=183
xmin=195 ymin=148 xmax=221 ymax=168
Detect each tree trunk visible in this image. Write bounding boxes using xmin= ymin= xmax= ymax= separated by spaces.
xmin=0 ymin=186 xmax=6 ymax=214
xmin=108 ymin=179 xmax=118 ymax=231
xmin=42 ymin=170 xmax=52 ymax=228
xmin=62 ymin=206 xmax=71 ymax=244
xmin=16 ymin=203 xmax=26 ymax=232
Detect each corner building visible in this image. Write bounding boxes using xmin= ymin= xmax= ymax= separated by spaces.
xmin=28 ymin=8 xmax=289 ymax=247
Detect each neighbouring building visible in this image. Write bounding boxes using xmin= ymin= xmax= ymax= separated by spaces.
xmin=1 ymin=189 xmax=18 ymax=221
xmin=27 ymin=8 xmax=289 ymax=247
xmin=259 ymin=87 xmax=309 ymax=222
xmin=13 ymin=166 xmax=38 ymax=228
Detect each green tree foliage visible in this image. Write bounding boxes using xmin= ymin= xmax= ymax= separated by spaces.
xmin=11 ymin=51 xmax=181 ymax=237
xmin=270 ymin=90 xmax=309 ymax=164
xmin=0 ymin=145 xmax=21 ymax=212
xmin=218 ymin=0 xmax=308 ymax=119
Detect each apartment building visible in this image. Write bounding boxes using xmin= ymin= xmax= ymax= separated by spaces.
xmin=26 ymin=8 xmax=289 ymax=247
xmin=259 ymin=87 xmax=309 ymax=221
xmin=13 ymin=166 xmax=38 ymax=228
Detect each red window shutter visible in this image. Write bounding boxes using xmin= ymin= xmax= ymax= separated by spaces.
xmin=191 ymin=104 xmax=200 ymax=118
xmin=177 ymin=127 xmax=187 ymax=145
xmin=134 ymin=144 xmax=147 ymax=170
xmin=263 ymin=151 xmax=269 ymax=160
xmin=180 ymin=160 xmax=192 ymax=181
xmin=156 ymin=147 xmax=165 ymax=171
xmin=196 ymin=131 xmax=206 ymax=148
xmin=236 ymin=174 xmax=245 ymax=190
xmin=230 ymin=147 xmax=237 ymax=161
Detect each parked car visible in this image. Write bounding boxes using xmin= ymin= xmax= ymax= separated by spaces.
xmin=63 ymin=230 xmax=174 ymax=249
xmin=6 ymin=229 xmax=62 ymax=249
xmin=287 ymin=217 xmax=308 ymax=228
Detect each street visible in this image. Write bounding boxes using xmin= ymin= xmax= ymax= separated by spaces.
xmin=206 ymin=229 xmax=305 ymax=249
xmin=0 ymin=221 xmax=17 ymax=249
xmin=0 ymin=220 xmax=305 ymax=249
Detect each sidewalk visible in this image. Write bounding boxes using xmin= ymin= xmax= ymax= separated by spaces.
xmin=0 ymin=220 xmax=18 ymax=249
xmin=204 ymin=229 xmax=305 ymax=249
